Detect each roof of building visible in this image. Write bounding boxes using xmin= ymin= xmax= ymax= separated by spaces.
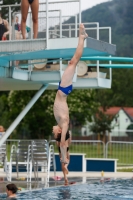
xmin=100 ymin=107 xmax=121 ymax=116
xmin=123 ymin=107 xmax=133 ymax=118
xmin=100 ymin=107 xmax=133 ymax=122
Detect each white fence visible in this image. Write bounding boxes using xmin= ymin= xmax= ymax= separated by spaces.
xmin=105 ymin=141 xmax=133 ymax=166
xmin=50 ymin=139 xmax=105 ymax=158
xmin=3 ymin=139 xmax=133 ymax=167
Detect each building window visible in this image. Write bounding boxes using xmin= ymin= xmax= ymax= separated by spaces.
xmin=115 ymin=117 xmax=118 ymax=123
xmin=126 ymin=118 xmax=128 ymax=122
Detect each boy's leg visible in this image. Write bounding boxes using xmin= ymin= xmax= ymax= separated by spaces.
xmin=64 ymin=150 xmax=70 ymax=174
xmin=60 ymin=140 xmax=68 ymax=164
xmin=61 ymin=163 xmax=68 ymax=185
xmin=64 ymin=161 xmax=69 ymax=175
xmin=60 ymin=24 xmax=88 ymax=87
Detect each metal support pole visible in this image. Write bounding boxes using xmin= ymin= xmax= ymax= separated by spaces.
xmin=0 ymin=84 xmax=48 ymax=147
xmin=96 ymin=23 xmax=99 ymax=40
xmin=69 ymin=25 xmax=71 ymax=38
xmin=46 ymin=0 xmax=49 ymax=48
xmin=30 ymin=12 xmax=33 ymax=39
xmin=109 ymin=27 xmax=112 ymax=82
xmin=96 ymin=23 xmax=100 ymax=78
xmin=75 ymin=15 xmax=77 ymax=37
xmin=59 ymin=10 xmax=62 ymax=38
xmin=79 ymin=0 xmax=81 ymax=24
xmin=9 ymin=6 xmax=12 ymax=41
xmin=12 ymin=13 xmax=16 ymax=40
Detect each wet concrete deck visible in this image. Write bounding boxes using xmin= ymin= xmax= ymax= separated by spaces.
xmin=0 ymin=168 xmax=133 ymax=194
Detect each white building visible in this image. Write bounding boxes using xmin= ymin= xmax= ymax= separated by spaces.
xmin=81 ymin=107 xmax=133 ymax=137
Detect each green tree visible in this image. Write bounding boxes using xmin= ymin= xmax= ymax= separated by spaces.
xmin=8 ymin=90 xmax=56 ymax=139
xmin=68 ymin=89 xmax=99 ymax=135
xmin=89 ymin=110 xmax=114 ymax=143
xmin=0 ymin=92 xmax=10 ymax=129
xmin=1 ymin=0 xmax=20 ymax=20
xmin=95 ymin=68 xmax=133 ymax=108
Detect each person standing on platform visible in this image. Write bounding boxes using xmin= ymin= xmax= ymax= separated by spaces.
xmin=52 ymin=24 xmax=88 ymax=165
xmin=0 ymin=12 xmax=9 ymax=41
xmin=21 ymin=0 xmax=39 ymax=39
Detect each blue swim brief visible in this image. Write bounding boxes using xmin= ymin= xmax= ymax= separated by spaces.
xmin=58 ymin=82 xmax=73 ymax=95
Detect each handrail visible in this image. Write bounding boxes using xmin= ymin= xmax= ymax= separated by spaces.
xmin=1 ymin=0 xmax=81 ymax=41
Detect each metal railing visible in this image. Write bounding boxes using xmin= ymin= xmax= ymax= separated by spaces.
xmin=49 ymin=140 xmax=105 ymax=158
xmin=5 ymin=139 xmax=44 ymax=161
xmin=4 ymin=139 xmax=133 ymax=168
xmin=0 ymin=1 xmax=112 ymax=82
xmin=0 ymin=0 xmax=81 ymax=42
xmin=106 ymin=141 xmax=133 ymax=166
xmin=50 ymin=139 xmax=133 ymax=166
xmin=3 ymin=139 xmax=56 ymax=182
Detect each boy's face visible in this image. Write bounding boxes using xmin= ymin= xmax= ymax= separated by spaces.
xmin=0 ymin=126 xmax=4 ymax=132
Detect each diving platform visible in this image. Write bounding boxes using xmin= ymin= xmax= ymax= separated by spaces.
xmin=0 ymin=0 xmax=116 ymax=92
xmin=0 ymin=37 xmax=116 ymax=91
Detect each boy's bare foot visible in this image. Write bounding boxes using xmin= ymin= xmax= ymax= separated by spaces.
xmin=64 ymin=179 xmax=69 ymax=185
xmin=79 ymin=23 xmax=88 ymax=39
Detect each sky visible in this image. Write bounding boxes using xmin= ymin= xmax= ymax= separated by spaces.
xmin=81 ymin=0 xmax=110 ymax=11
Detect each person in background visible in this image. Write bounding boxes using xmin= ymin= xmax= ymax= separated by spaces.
xmin=53 ymin=126 xmax=72 ymax=185
xmin=21 ymin=0 xmax=39 ymax=39
xmin=6 ymin=183 xmax=18 ymax=199
xmin=14 ymin=16 xmax=21 ymax=39
xmin=0 ymin=12 xmax=9 ymax=41
xmin=0 ymin=125 xmax=5 ymax=138
xmin=0 ymin=125 xmax=6 ymax=167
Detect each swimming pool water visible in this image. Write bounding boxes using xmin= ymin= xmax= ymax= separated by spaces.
xmin=1 ymin=179 xmax=133 ymax=200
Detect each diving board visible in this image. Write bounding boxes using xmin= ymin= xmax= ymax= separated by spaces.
xmin=0 ymin=37 xmax=116 ymax=90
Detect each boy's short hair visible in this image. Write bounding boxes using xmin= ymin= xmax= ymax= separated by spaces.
xmin=6 ymin=184 xmax=18 ymax=194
